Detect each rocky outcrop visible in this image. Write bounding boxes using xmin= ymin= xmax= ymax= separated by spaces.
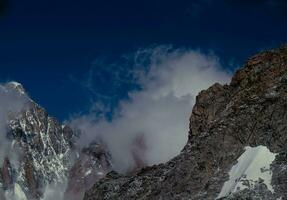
xmin=84 ymin=45 xmax=287 ymax=200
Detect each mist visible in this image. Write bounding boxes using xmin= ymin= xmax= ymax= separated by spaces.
xmin=70 ymin=47 xmax=231 ymax=173
xmin=41 ymin=182 xmax=67 ymax=200
xmin=0 ymin=82 xmax=29 ymax=168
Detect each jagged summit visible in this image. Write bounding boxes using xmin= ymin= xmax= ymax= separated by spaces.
xmin=84 ymin=45 xmax=287 ymax=200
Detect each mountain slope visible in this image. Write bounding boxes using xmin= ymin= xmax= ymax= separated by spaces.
xmin=84 ymin=45 xmax=287 ymax=200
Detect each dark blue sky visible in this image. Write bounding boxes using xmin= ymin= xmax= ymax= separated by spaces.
xmin=0 ymin=0 xmax=286 ymax=120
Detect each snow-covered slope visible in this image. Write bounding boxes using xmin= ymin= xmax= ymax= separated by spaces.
xmin=4 ymin=183 xmax=27 ymax=200
xmin=217 ymin=146 xmax=277 ymax=198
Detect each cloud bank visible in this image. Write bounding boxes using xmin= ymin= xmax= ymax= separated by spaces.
xmin=70 ymin=46 xmax=231 ymax=173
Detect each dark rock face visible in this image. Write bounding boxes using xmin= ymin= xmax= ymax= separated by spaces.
xmin=84 ymin=45 xmax=287 ymax=200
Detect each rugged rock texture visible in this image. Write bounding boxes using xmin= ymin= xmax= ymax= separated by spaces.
xmin=0 ymin=84 xmax=74 ymax=200
xmin=0 ymin=83 xmax=111 ymax=200
xmin=84 ymin=45 xmax=287 ymax=200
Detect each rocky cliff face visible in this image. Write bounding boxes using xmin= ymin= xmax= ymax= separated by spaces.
xmin=0 ymin=83 xmax=111 ymax=200
xmin=84 ymin=45 xmax=287 ymax=200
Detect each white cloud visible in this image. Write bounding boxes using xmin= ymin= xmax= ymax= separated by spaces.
xmin=70 ymin=46 xmax=231 ymax=173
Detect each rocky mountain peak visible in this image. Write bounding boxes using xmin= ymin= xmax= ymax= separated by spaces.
xmin=84 ymin=44 xmax=287 ymax=200
xmin=231 ymin=44 xmax=287 ymax=88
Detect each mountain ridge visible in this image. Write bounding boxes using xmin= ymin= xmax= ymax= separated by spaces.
xmin=1 ymin=44 xmax=287 ymax=200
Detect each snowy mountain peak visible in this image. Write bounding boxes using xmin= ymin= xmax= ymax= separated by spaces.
xmin=5 ymin=81 xmax=26 ymax=95
xmin=0 ymin=82 xmax=112 ymax=200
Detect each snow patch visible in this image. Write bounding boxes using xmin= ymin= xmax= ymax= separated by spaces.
xmin=217 ymin=145 xmax=277 ymax=199
xmin=5 ymin=183 xmax=27 ymax=200
xmin=9 ymin=81 xmax=22 ymax=87
xmin=85 ymin=169 xmax=92 ymax=176
xmin=14 ymin=183 xmax=27 ymax=200
xmin=97 ymin=171 xmax=104 ymax=176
